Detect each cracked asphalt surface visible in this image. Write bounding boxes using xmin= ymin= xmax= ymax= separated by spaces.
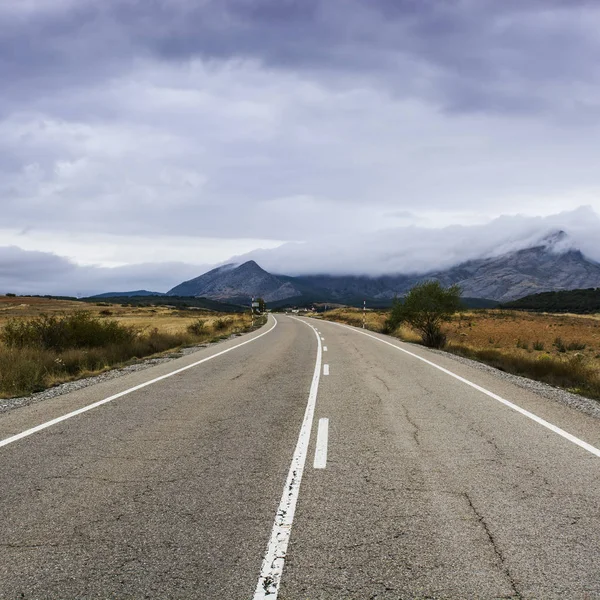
xmin=1 ymin=314 xmax=599 ymax=599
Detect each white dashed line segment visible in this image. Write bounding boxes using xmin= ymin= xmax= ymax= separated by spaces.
xmin=313 ymin=418 xmax=329 ymax=469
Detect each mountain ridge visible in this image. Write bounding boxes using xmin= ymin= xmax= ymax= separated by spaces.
xmin=165 ymin=231 xmax=600 ymax=304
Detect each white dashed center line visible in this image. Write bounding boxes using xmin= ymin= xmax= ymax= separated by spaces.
xmin=313 ymin=418 xmax=329 ymax=469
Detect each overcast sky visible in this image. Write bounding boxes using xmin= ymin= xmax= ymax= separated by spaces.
xmin=2 ymin=0 xmax=600 ymax=294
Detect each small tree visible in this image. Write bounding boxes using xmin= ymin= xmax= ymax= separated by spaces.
xmin=386 ymin=281 xmax=462 ymax=348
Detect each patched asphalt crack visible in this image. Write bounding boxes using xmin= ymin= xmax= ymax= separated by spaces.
xmin=464 ymin=493 xmax=523 ymax=599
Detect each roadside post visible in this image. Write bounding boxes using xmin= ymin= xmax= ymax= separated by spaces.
xmin=363 ymin=299 xmax=366 ymax=328
xmin=251 ymin=297 xmax=260 ymax=327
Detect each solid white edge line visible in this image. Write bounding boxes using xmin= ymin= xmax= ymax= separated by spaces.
xmin=313 ymin=418 xmax=329 ymax=469
xmin=325 ymin=319 xmax=600 ymax=459
xmin=323 ymin=364 xmax=329 ymax=376
xmin=254 ymin=316 xmax=322 ymax=599
xmin=0 ymin=316 xmax=279 ymax=450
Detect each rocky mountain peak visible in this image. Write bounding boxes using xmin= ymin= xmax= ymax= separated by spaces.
xmin=235 ymin=260 xmax=266 ymax=273
xmin=538 ymin=229 xmax=575 ymax=254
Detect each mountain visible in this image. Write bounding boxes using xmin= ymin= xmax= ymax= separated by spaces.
xmin=90 ymin=290 xmax=164 ymax=298
xmin=166 ymin=231 xmax=600 ymax=305
xmin=293 ymin=231 xmax=600 ymax=303
xmin=167 ymin=260 xmax=303 ymax=303
xmin=427 ymin=232 xmax=600 ymax=302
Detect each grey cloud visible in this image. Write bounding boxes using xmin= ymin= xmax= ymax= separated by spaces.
xmin=0 ymin=246 xmax=205 ymax=296
xmin=236 ymin=207 xmax=600 ymax=276
xmin=1 ymin=0 xmax=600 ymax=271
xmin=2 ymin=0 xmax=600 ymax=117
xmin=3 ymin=207 xmax=600 ymax=295
xmin=0 ymin=246 xmax=75 ymax=281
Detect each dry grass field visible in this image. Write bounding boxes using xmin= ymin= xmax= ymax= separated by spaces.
xmin=0 ymin=296 xmax=246 ymax=335
xmin=449 ymin=310 xmax=600 ymax=358
xmin=316 ymin=307 xmax=600 ymax=400
xmin=0 ymin=296 xmax=259 ymax=399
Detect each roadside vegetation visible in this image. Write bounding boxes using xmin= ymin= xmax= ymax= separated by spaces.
xmin=502 ymin=287 xmax=600 ymax=314
xmin=0 ymin=297 xmax=263 ymax=398
xmin=385 ymin=281 xmax=462 ymax=348
xmin=315 ymin=289 xmax=600 ymax=401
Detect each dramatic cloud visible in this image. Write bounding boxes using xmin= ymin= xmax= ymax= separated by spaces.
xmin=2 ymin=207 xmax=599 ymax=295
xmin=237 ymin=206 xmax=600 ymax=276
xmin=1 ymin=0 xmax=600 ymax=286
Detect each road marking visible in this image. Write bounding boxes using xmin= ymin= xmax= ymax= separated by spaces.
xmin=323 ymin=364 xmax=329 ymax=376
xmin=324 ymin=346 xmax=328 ymax=352
xmin=329 ymin=321 xmax=600 ymax=459
xmin=0 ymin=316 xmax=279 ymax=450
xmin=321 ymin=337 xmax=325 ymax=341
xmin=313 ymin=418 xmax=329 ymax=469
xmin=254 ymin=316 xmax=322 ymax=599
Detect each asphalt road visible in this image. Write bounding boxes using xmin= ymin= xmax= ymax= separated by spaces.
xmin=0 ymin=314 xmax=598 ymax=599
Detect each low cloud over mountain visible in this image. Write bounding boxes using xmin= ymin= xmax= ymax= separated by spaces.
xmin=233 ymin=206 xmax=600 ymax=276
xmin=1 ymin=207 xmax=599 ymax=297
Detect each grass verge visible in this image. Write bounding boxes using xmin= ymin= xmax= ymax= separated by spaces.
xmin=316 ymin=308 xmax=600 ymax=401
xmin=0 ymin=312 xmax=266 ymax=399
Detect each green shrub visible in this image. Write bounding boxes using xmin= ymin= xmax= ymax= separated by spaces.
xmin=532 ymin=340 xmax=545 ymax=351
xmin=387 ymin=281 xmax=462 ymax=348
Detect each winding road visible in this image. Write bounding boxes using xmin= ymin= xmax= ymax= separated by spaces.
xmin=0 ymin=314 xmax=598 ymax=599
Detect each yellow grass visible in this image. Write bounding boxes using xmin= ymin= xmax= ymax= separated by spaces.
xmin=0 ymin=296 xmax=249 ymax=336
xmin=317 ymin=306 xmax=600 ymax=400
xmin=0 ymin=297 xmax=260 ymax=398
xmin=447 ymin=309 xmax=600 ymax=359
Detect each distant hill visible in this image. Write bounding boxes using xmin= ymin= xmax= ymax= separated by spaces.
xmin=91 ymin=290 xmax=164 ymax=298
xmin=267 ymin=295 xmax=499 ymax=310
xmin=165 ymin=230 xmax=600 ymax=305
xmin=168 ymin=261 xmax=303 ymax=302
xmin=501 ymin=288 xmax=600 ymax=314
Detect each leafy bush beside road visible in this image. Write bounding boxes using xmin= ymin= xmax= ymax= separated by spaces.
xmin=386 ymin=281 xmax=462 ymax=348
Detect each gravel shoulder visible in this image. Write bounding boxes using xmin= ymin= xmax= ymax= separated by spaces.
xmin=423 ymin=343 xmax=600 ymax=419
